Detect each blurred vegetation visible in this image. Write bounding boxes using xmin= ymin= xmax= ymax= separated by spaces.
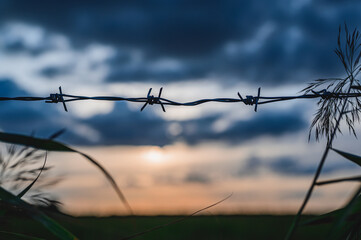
xmin=0 ymin=142 xmax=61 ymax=208
xmin=1 ymin=214 xmax=332 ymax=240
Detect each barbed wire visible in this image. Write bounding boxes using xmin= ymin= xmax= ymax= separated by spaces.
xmin=1 ymin=86 xmax=361 ymax=113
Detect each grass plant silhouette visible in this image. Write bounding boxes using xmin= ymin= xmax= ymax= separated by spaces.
xmin=287 ymin=24 xmax=361 ymax=240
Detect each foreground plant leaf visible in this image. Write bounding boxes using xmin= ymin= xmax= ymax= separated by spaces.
xmin=302 ymin=196 xmax=361 ymax=226
xmin=17 ymin=152 xmax=48 ymax=199
xmin=328 ymin=185 xmax=361 ymax=240
xmin=331 ymin=148 xmax=361 ymax=167
xmin=0 ymin=187 xmax=77 ymax=240
xmin=0 ymin=131 xmax=132 ymax=214
xmin=0 ymin=231 xmax=45 ymax=240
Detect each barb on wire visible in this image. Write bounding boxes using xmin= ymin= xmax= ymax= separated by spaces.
xmin=141 ymin=87 xmax=166 ymax=112
xmin=237 ymin=87 xmax=261 ymax=112
xmin=0 ymin=86 xmax=361 ymax=113
xmin=45 ymin=86 xmax=68 ymax=112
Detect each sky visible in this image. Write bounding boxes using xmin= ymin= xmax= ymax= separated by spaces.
xmin=0 ymin=0 xmax=361 ymax=216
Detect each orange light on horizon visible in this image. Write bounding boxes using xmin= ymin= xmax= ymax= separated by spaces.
xmin=50 ymin=140 xmax=360 ymax=216
xmin=142 ymin=146 xmax=166 ymax=164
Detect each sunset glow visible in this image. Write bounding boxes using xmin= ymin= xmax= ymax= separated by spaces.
xmin=49 ymin=133 xmax=361 ymax=216
xmin=142 ymin=146 xmax=166 ymax=164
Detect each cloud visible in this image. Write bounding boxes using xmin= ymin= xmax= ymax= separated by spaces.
xmin=238 ymin=155 xmax=358 ymax=177
xmin=38 ymin=65 xmax=74 ymax=78
xmin=0 ymin=23 xmax=65 ymax=56
xmin=81 ymin=102 xmax=172 ymax=145
xmin=269 ymin=157 xmax=358 ymax=176
xmin=238 ymin=156 xmax=262 ymax=177
xmin=268 ymin=157 xmax=316 ymax=176
xmin=183 ymin=172 xmax=212 ymax=184
xmin=105 ymin=55 xmax=209 ymax=83
xmin=0 ymin=1 xmax=251 ymax=57
xmin=81 ymin=106 xmax=307 ymax=146
xmin=1 ymin=1 xmax=361 ymax=85
xmin=180 ymin=110 xmax=307 ymax=145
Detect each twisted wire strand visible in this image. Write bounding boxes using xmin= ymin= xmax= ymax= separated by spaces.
xmin=1 ymin=86 xmax=361 ymax=112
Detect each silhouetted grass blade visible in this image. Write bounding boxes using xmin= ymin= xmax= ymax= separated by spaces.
xmin=17 ymin=152 xmax=48 ymax=199
xmin=0 ymin=187 xmax=77 ymax=240
xmin=48 ymin=129 xmax=66 ymax=140
xmin=331 ymin=148 xmax=361 ymax=167
xmin=302 ymin=198 xmax=361 ymax=226
xmin=75 ymin=151 xmax=133 ymax=214
xmin=315 ymin=176 xmax=361 ymax=186
xmin=0 ymin=131 xmax=133 ymax=214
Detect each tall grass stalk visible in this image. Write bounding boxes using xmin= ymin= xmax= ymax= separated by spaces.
xmin=286 ymin=25 xmax=361 ymax=239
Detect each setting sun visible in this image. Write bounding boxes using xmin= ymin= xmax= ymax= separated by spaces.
xmin=143 ymin=146 xmax=165 ymax=163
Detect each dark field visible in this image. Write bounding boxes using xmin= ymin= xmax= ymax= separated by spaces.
xmin=1 ymin=214 xmax=332 ymax=240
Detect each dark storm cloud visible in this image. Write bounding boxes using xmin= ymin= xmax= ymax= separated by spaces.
xmin=39 ymin=65 xmax=74 ymax=79
xmin=180 ymin=110 xmax=307 ymax=145
xmin=105 ymin=57 xmax=209 ymax=83
xmin=0 ymin=0 xmax=252 ymax=57
xmin=1 ymin=34 xmax=51 ymax=56
xmin=2 ymin=1 xmax=361 ymax=84
xmin=82 ymin=106 xmax=307 ymax=146
xmin=81 ymin=102 xmax=172 ymax=146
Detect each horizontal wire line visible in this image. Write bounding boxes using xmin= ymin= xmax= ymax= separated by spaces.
xmin=1 ymin=87 xmax=361 ymax=112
